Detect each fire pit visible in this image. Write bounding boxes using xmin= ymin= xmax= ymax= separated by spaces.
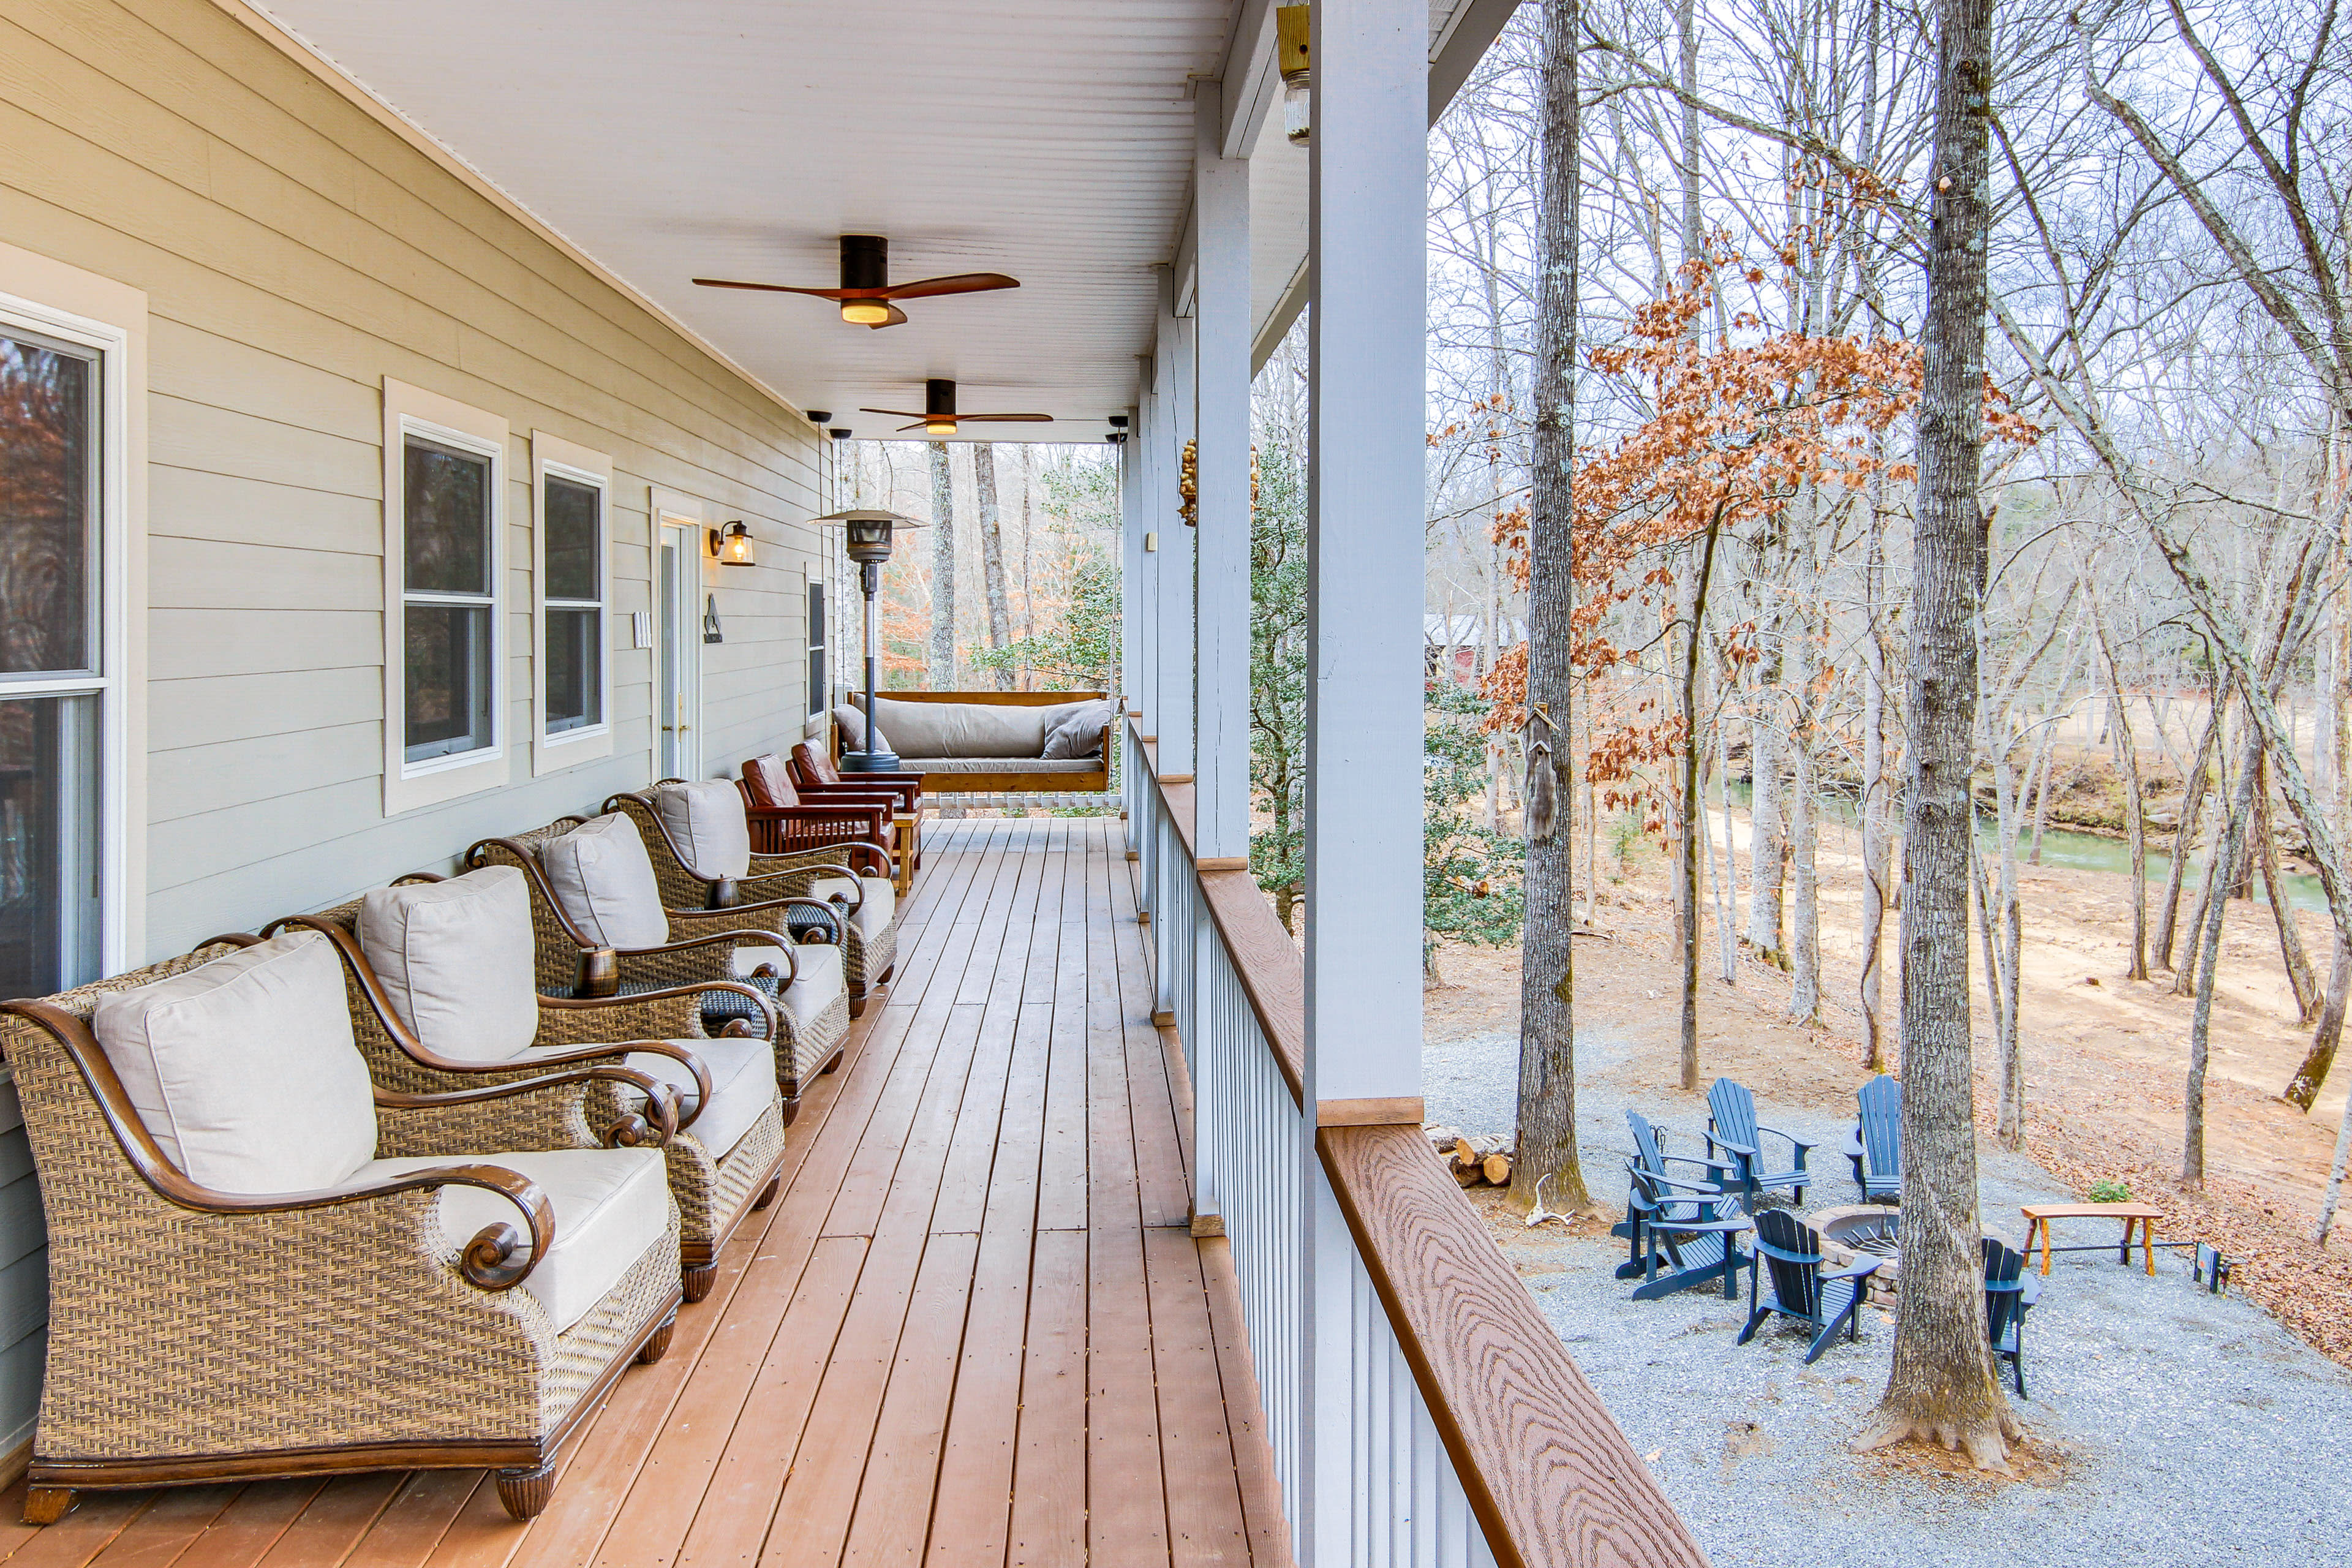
xmin=1812 ymin=1206 xmax=1901 ymax=1306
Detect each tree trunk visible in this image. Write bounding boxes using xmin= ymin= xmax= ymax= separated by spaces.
xmin=1510 ymin=0 xmax=1590 ymax=1218
xmin=1862 ymin=0 xmax=2016 ymax=1468
xmin=1744 ymin=699 xmax=1789 ymax=964
xmin=2176 ymin=722 xmax=2235 ymax=999
xmin=974 ymin=444 xmax=1014 ymax=690
xmin=2187 ymin=723 xmax=2263 ymax=1188
xmin=2155 ymin=700 xmax=2222 ymax=971
xmin=2320 ymin=1063 xmax=2352 ymax=1244
xmin=1679 ymin=516 xmax=1724 ymax=1087
xmin=2092 ymin=603 xmax=2150 ymax=979
xmin=2291 ymin=937 xmax=2351 ymax=1110
xmin=1716 ymin=709 xmax=1741 ymax=984
xmin=1018 ymin=444 xmax=1037 ymax=682
xmin=2256 ymin=758 xmax=2321 ymax=1020
xmin=927 ymin=441 xmax=957 ymax=689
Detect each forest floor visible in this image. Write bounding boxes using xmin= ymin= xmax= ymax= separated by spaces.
xmin=1422 ymin=809 xmax=2352 ymax=1368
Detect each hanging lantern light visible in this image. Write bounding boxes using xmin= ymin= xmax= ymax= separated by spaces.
xmin=1278 ymin=6 xmax=1311 ymax=146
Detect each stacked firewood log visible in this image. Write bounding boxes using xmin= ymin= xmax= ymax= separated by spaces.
xmin=1423 ymin=1125 xmax=1513 ymax=1187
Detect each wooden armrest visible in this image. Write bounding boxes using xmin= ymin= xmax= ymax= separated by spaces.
xmin=541 ymin=979 xmax=778 ymax=1044
xmin=1708 ymin=1133 xmax=1759 ymax=1157
xmin=377 ymin=1062 xmax=682 ymax=1149
xmin=635 ymin=921 xmax=809 ymax=986
xmin=1755 ymin=1123 xmax=1816 ymax=1152
xmin=1823 ymin=1257 xmax=1882 ymax=1281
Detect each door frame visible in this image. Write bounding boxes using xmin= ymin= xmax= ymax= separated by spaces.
xmin=650 ymin=492 xmax=706 ymax=782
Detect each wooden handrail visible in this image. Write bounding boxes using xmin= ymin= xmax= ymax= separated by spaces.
xmin=1128 ymin=717 xmax=1707 ymax=1566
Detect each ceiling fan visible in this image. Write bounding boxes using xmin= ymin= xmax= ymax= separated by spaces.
xmin=862 ymin=379 xmax=1052 ymax=437
xmin=692 ymin=235 xmax=1017 ymax=329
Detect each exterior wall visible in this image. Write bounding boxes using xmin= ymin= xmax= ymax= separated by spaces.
xmin=0 ymin=0 xmax=827 ymax=1460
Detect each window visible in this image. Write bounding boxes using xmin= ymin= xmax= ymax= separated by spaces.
xmin=543 ymin=473 xmax=604 ymax=734
xmin=807 ymin=578 xmax=827 ymax=719
xmin=401 ymin=433 xmax=497 ymax=763
xmin=532 ymin=434 xmax=614 ymax=774
xmin=0 ymin=306 xmax=121 ymax=1000
xmin=382 ymin=380 xmax=506 ymax=815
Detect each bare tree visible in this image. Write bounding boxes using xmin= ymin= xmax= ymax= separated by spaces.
xmin=1861 ymin=0 xmax=2018 ymax=1469
xmin=1510 ymin=0 xmax=1592 ymax=1217
xmin=927 ymin=440 xmax=957 ymax=688
xmin=974 ymin=443 xmax=1014 ymax=689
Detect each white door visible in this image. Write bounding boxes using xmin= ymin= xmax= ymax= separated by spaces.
xmin=657 ymin=522 xmax=701 ymax=780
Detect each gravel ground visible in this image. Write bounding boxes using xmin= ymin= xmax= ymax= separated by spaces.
xmin=1427 ymin=1028 xmax=2352 ymax=1567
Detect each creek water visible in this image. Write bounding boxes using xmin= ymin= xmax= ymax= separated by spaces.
xmin=1720 ymin=783 xmax=2328 ymax=914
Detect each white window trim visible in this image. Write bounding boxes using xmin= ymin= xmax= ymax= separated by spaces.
xmin=0 ymin=244 xmax=146 ymax=981
xmin=382 ymin=379 xmax=508 ymax=816
xmin=531 ymin=432 xmax=616 ymax=775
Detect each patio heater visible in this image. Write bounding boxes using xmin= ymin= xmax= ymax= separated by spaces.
xmin=812 ymin=508 xmax=924 ymax=771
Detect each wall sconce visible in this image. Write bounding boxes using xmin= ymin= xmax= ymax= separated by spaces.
xmin=709 ymin=520 xmax=756 ymax=567
xmin=1278 ymin=6 xmax=1311 ymax=146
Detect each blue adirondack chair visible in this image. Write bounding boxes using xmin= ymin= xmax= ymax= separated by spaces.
xmin=1984 ymin=1236 xmax=2040 ymax=1396
xmin=1737 ymin=1208 xmax=1880 ymax=1362
xmin=1843 ymin=1074 xmax=1901 ymax=1203
xmin=1610 ymin=1111 xmax=1741 ymax=1278
xmin=1618 ymin=1161 xmax=1753 ymax=1302
xmin=1705 ymin=1077 xmax=1815 ymax=1206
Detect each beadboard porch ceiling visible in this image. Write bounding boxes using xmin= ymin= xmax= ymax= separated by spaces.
xmin=240 ymin=0 xmax=1511 ymax=439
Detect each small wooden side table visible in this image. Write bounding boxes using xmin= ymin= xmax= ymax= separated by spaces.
xmin=2019 ymin=1202 xmax=2165 ymax=1276
xmin=894 ymin=814 xmax=919 ymax=895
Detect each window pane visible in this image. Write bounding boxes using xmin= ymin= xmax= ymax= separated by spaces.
xmin=807 ymin=582 xmax=826 ymax=718
xmin=0 ymin=333 xmax=96 ymax=676
xmin=546 ymin=606 xmax=601 ymax=733
xmin=545 ymin=475 xmax=600 ymax=602
xmin=0 ymin=694 xmax=102 ymax=1001
xmin=404 ymin=436 xmax=491 ymax=595
xmin=404 ymin=603 xmax=494 ymax=761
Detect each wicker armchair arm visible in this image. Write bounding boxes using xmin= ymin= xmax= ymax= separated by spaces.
xmin=0 ymin=998 xmax=557 ymax=1292
xmin=541 ymin=979 xmax=778 ymax=1044
xmin=624 ymin=924 xmax=804 ymax=987
xmin=377 ymin=1062 xmax=681 ymax=1148
xmin=682 ymin=892 xmax=850 ymax=946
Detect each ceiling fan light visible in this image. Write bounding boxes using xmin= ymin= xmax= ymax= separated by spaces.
xmin=924 ymin=418 xmax=959 ymax=437
xmin=840 ymin=300 xmax=894 ymax=326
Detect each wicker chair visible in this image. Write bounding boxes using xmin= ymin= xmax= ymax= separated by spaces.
xmin=607 ymin=785 xmax=900 ymax=1020
xmin=0 ymin=936 xmax=684 ymax=1524
xmin=467 ymin=817 xmax=851 ymax=1125
xmin=273 ymin=874 xmax=788 ymax=1305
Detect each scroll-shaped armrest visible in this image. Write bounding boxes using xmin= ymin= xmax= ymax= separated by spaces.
xmin=1706 ymin=1131 xmax=1759 ymax=1158
xmin=0 ymin=996 xmax=561 ymax=1293
xmin=624 ymin=923 xmax=804 ymax=986
xmin=377 ymin=1061 xmax=682 ymax=1150
xmin=670 ymin=897 xmax=846 ymax=952
xmin=738 ymin=859 xmax=865 ymax=908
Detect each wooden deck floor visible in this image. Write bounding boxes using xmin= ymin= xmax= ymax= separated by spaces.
xmin=0 ymin=818 xmax=1288 ymax=1567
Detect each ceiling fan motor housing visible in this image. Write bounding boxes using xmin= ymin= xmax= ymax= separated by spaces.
xmin=841 ymin=234 xmax=888 ymax=292
xmin=926 ymin=379 xmax=958 ymax=419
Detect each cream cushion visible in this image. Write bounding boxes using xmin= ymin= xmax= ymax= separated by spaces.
xmin=767 ymin=941 xmax=846 ymax=1035
xmin=358 ymin=867 xmax=539 ymax=1062
xmin=896 ymin=756 xmax=1103 ymax=774
xmin=810 ymin=876 xmax=896 ymax=943
xmin=652 ymin=780 xmax=753 ymax=881
xmin=870 ymin=698 xmax=1047 ymax=758
xmin=365 ymin=1147 xmax=671 ymax=1332
xmin=541 ymin=813 xmax=672 ymax=951
xmin=90 ymin=932 xmax=379 ymax=1195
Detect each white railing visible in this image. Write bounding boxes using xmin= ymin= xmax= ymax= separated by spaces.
xmin=1126 ymin=723 xmax=1703 ymax=1568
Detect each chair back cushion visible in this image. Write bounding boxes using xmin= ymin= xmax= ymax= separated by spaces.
xmin=653 ymin=779 xmax=753 ymax=881
xmin=742 ymin=753 xmax=800 ymax=808
xmin=790 ymin=741 xmax=841 ymax=786
xmin=89 ymin=931 xmax=379 ymax=1194
xmin=540 ymin=813 xmax=673 ymax=951
xmin=1040 ymin=699 xmax=1114 ymax=760
xmin=832 ymin=703 xmax=892 ymax=755
xmin=359 ymin=867 xmax=539 ymax=1062
xmin=871 ymin=697 xmax=1046 ymax=759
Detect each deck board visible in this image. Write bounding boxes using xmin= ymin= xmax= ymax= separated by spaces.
xmin=12 ymin=820 xmax=1285 ymax=1568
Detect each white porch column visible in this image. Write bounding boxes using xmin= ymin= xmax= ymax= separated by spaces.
xmin=1154 ymin=309 xmax=1197 ymax=782
xmin=1300 ymin=1 xmax=1425 ymax=1559
xmin=1194 ymin=83 xmax=1252 ymax=866
xmin=1190 ymin=81 xmax=1253 ymax=1231
xmin=1120 ymin=404 xmax=1143 ymax=846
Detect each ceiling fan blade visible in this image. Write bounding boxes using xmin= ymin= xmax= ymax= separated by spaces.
xmin=691 ymin=278 xmax=846 ymax=298
xmin=895 ymin=419 xmax=948 ymax=434
xmin=865 ymin=304 xmax=910 ymax=330
xmin=861 ymin=407 xmax=930 ymax=419
xmin=958 ymin=413 xmax=1055 ymax=423
xmin=881 ymin=272 xmax=1021 ymax=301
